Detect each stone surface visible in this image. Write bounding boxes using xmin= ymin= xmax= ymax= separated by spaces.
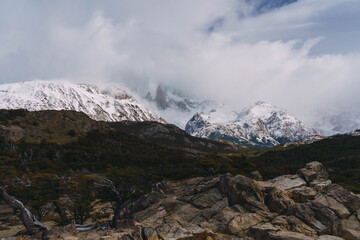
xmin=317 ymin=235 xmax=344 ymax=240
xmin=269 ymin=231 xmax=315 ymax=240
xmin=249 ymin=223 xmax=281 ymax=240
xmin=341 ymin=228 xmax=360 ymax=240
xmin=266 ymin=188 xmax=294 ymax=214
xmin=270 ymin=175 xmax=306 ymax=191
xmin=324 ymin=184 xmax=360 ymax=213
xmin=227 ymin=213 xmax=265 ymax=237
xmin=290 ymin=187 xmax=317 ymax=203
xmin=342 ymin=215 xmax=360 ymax=231
xmin=220 ymin=174 xmax=267 ymax=212
xmin=272 ymin=215 xmax=317 ymax=237
xmin=313 ymin=195 xmax=351 ymax=219
xmin=250 ymin=171 xmax=263 ymax=181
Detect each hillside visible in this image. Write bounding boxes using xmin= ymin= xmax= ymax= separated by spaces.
xmin=0 ymin=109 xmax=359 ymax=239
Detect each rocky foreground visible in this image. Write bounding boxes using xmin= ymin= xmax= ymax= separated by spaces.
xmin=7 ymin=161 xmax=360 ymax=240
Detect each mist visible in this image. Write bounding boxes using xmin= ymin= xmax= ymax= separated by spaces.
xmin=0 ymin=0 xmax=360 ymax=120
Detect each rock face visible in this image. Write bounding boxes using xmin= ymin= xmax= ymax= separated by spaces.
xmin=13 ymin=162 xmax=360 ymax=240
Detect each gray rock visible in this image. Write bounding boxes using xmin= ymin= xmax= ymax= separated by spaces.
xmin=220 ymin=174 xmax=267 ymax=212
xmin=270 ymin=175 xmax=306 ymax=191
xmin=269 ymin=231 xmax=315 ymax=240
xmin=324 ymin=184 xmax=360 ymax=213
xmin=341 ymin=228 xmax=360 ymax=240
xmin=317 ymin=235 xmax=344 ymax=240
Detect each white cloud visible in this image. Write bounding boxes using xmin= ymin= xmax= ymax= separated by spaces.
xmin=0 ymin=0 xmax=359 ymax=119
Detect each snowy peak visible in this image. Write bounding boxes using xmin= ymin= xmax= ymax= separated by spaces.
xmin=0 ymin=80 xmax=166 ymax=123
xmin=313 ymin=110 xmax=360 ymax=135
xmin=185 ymin=101 xmax=323 ymax=147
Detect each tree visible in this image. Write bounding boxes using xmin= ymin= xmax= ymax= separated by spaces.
xmin=95 ymin=172 xmax=150 ymax=228
xmin=0 ymin=185 xmax=48 ymax=235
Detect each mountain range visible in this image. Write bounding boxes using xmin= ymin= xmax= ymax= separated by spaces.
xmin=185 ymin=101 xmax=323 ymax=147
xmin=0 ymin=80 xmax=359 ymax=148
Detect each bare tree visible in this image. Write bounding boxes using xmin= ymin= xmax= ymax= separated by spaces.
xmin=0 ymin=185 xmax=49 ymax=235
xmin=94 ymin=178 xmax=136 ymax=227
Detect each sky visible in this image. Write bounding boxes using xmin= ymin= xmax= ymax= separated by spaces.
xmin=0 ymin=0 xmax=360 ymax=119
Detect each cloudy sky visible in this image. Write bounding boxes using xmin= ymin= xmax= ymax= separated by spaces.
xmin=0 ymin=0 xmax=359 ymax=118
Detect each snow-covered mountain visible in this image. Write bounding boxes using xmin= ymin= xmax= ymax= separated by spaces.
xmin=185 ymin=101 xmax=323 ymax=147
xmin=0 ymin=80 xmax=165 ymax=123
xmin=313 ymin=110 xmax=360 ymax=135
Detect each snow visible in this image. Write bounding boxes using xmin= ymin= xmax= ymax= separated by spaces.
xmin=185 ymin=101 xmax=323 ymax=147
xmin=0 ymin=80 xmax=165 ymax=123
xmin=312 ymin=110 xmax=360 ymax=135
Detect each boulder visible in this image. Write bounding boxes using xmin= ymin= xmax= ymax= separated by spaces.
xmin=142 ymin=226 xmax=158 ymax=240
xmin=270 ymin=175 xmax=306 ymax=191
xmin=313 ymin=195 xmax=351 ymax=219
xmin=248 ymin=223 xmax=281 ymax=240
xmin=205 ymin=205 xmax=245 ymax=233
xmin=290 ymin=187 xmax=317 ymax=203
xmin=189 ymin=188 xmax=225 ymax=209
xmin=266 ymin=188 xmax=294 ymax=214
xmin=269 ymin=231 xmax=315 ymax=240
xmin=155 ymin=217 xmax=209 ymax=240
xmin=100 ymin=236 xmax=119 ymax=240
xmin=309 ymin=201 xmax=342 ymax=235
xmin=306 ymin=162 xmax=324 ymax=172
xmin=227 ymin=213 xmax=266 ymax=237
xmin=272 ymin=215 xmax=317 ymax=237
xmin=311 ymin=180 xmax=332 ymax=191
xmin=220 ymin=174 xmax=267 ymax=212
xmin=317 ymin=236 xmax=344 ymax=240
xmin=341 ymin=228 xmax=360 ymax=240
xmin=287 ymin=203 xmax=328 ymax=234
xmin=298 ymin=168 xmax=318 ymax=183
xmin=42 ymin=225 xmax=78 ymax=240
xmin=342 ymin=215 xmax=360 ymax=231
xmin=250 ymin=171 xmax=263 ymax=181
xmin=324 ymin=185 xmax=360 ymax=213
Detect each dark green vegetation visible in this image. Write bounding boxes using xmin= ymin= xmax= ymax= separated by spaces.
xmin=0 ymin=109 xmax=359 ymax=225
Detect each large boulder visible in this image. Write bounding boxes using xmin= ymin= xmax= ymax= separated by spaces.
xmin=342 ymin=215 xmax=360 ymax=231
xmin=308 ymin=201 xmax=342 ymax=236
xmin=227 ymin=213 xmax=266 ymax=237
xmin=220 ymin=174 xmax=267 ymax=212
xmin=323 ymin=184 xmax=360 ymax=213
xmin=154 ymin=217 xmax=212 ymax=240
xmin=266 ymin=188 xmax=294 ymax=214
xmin=270 ymin=175 xmax=306 ymax=191
xmin=341 ymin=228 xmax=360 ymax=240
xmin=289 ymin=186 xmax=317 ymax=203
xmin=271 ymin=215 xmax=317 ymax=237
xmin=287 ymin=203 xmax=328 ymax=234
xmin=313 ymin=194 xmax=351 ymax=219
xmin=268 ymin=231 xmax=315 ymax=240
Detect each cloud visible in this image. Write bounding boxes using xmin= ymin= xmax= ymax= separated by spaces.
xmin=0 ymin=0 xmax=359 ymax=119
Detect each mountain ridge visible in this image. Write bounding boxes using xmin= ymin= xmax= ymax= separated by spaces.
xmin=186 ymin=101 xmax=323 ymax=147
xmin=0 ymin=80 xmax=165 ymax=123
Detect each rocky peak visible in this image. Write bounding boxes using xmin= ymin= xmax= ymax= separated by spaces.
xmin=154 ymin=85 xmax=168 ymax=109
xmin=144 ymin=92 xmax=153 ymax=102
